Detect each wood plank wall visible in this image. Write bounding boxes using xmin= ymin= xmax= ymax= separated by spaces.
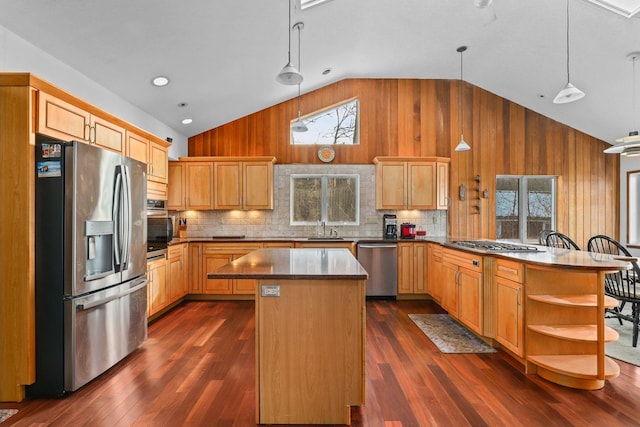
xmin=189 ymin=78 xmax=619 ymax=247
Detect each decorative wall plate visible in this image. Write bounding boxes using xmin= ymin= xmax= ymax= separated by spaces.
xmin=318 ymin=145 xmax=335 ymax=163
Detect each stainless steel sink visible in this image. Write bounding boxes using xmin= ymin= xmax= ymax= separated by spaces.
xmin=306 ymin=237 xmax=345 ymax=241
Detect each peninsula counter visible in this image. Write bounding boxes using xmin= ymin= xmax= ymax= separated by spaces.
xmin=208 ymin=248 xmax=368 ymax=425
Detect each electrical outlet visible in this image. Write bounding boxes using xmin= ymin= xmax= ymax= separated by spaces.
xmin=261 ymin=285 xmax=280 ymax=297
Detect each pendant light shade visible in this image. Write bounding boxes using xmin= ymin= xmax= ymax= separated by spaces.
xmin=553 ymin=82 xmax=585 ymax=104
xmin=553 ymin=0 xmax=585 ymax=104
xmin=455 ymin=138 xmax=471 ymax=152
xmin=604 ymin=52 xmax=640 ymax=155
xmin=455 ymin=46 xmax=471 ymax=152
xmin=292 ymin=117 xmax=308 ymax=132
xmin=277 ymin=63 xmax=303 ymax=85
xmin=276 ymin=0 xmax=303 ymax=85
xmin=291 ymin=22 xmax=308 ymax=133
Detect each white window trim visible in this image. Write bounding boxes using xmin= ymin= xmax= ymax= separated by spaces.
xmin=290 ymin=174 xmax=360 ymax=226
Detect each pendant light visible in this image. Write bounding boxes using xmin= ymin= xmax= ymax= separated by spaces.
xmin=455 ymin=46 xmax=471 ymax=152
xmin=276 ymin=0 xmax=303 ymax=85
xmin=553 ymin=0 xmax=585 ymax=104
xmin=291 ymin=22 xmax=308 ymax=132
xmin=604 ymin=52 xmax=640 ymax=156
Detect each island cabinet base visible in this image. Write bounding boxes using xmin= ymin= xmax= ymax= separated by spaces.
xmin=255 ymin=278 xmax=366 ymax=425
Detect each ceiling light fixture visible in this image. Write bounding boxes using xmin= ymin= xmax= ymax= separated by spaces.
xmin=455 ymin=46 xmax=471 ymax=152
xmin=276 ymin=0 xmax=303 ymax=85
xmin=181 ymin=118 xmax=193 ymax=125
xmin=604 ymin=52 xmax=640 ymax=155
xmin=151 ymin=76 xmax=169 ymax=87
xmin=553 ymin=0 xmax=585 ymax=104
xmin=291 ymin=22 xmax=308 ymax=133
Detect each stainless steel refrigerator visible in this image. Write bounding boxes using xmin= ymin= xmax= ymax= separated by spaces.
xmin=28 ymin=137 xmax=148 ymax=397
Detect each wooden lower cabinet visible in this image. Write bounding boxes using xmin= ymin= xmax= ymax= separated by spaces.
xmin=494 ymin=259 xmax=525 ymax=357
xmin=147 ymin=257 xmax=167 ymax=317
xmin=442 ymin=248 xmax=483 ymax=334
xmin=188 ymin=243 xmax=203 ymax=293
xmin=201 ymin=243 xmax=262 ymax=295
xmin=427 ymin=243 xmax=443 ymax=302
xmin=397 ymin=242 xmax=428 ymax=294
xmin=167 ymin=244 xmax=188 ymax=303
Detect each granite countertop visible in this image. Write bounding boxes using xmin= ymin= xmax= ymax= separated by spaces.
xmin=441 ymin=241 xmax=632 ymax=271
xmin=207 ymin=248 xmax=369 ymax=280
xmin=169 ymin=236 xmax=448 ymax=245
xmin=494 ymin=247 xmax=632 ymax=270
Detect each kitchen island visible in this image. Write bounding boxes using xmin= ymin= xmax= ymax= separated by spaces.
xmin=208 ymin=248 xmax=368 ymax=425
xmin=443 ymin=242 xmax=631 ymax=390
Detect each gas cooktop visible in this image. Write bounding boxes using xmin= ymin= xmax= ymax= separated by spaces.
xmin=452 ymin=240 xmax=541 ymax=253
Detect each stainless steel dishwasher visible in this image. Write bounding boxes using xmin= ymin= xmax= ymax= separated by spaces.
xmin=356 ymin=242 xmax=398 ymax=298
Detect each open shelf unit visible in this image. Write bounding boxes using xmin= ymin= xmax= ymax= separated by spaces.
xmin=525 ymin=264 xmax=620 ymax=390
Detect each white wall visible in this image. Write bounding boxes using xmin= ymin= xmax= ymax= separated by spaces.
xmin=619 ymin=156 xmax=640 ymax=256
xmin=0 ymin=24 xmax=187 ymax=158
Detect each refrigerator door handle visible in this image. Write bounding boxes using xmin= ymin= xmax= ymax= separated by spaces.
xmin=123 ymin=164 xmax=132 ymax=271
xmin=113 ymin=168 xmax=123 ymax=268
xmin=75 ymin=279 xmax=148 ymax=311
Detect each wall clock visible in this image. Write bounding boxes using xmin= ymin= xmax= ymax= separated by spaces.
xmin=317 ymin=146 xmax=335 ymax=163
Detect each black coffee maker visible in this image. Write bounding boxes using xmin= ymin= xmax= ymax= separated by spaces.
xmin=383 ymin=214 xmax=397 ymax=239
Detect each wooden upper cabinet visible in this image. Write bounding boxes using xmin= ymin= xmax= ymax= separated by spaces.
xmin=170 ymin=157 xmax=275 ymax=211
xmin=214 ymin=161 xmax=242 ymax=209
xmin=167 ymin=162 xmax=186 ymax=210
xmin=91 ymin=115 xmax=125 ymax=153
xmin=186 ymin=162 xmax=215 ymax=210
xmin=127 ymin=131 xmax=169 ymax=187
xmin=407 ymin=162 xmax=436 ymax=209
xmin=436 ymin=161 xmax=449 ymax=209
xmin=168 ymin=161 xmax=215 ymax=211
xmin=213 ymin=158 xmax=275 ymax=210
xmin=38 ymin=91 xmax=90 ymax=141
xmin=244 ymin=161 xmax=273 ymax=210
xmin=375 ymin=161 xmax=406 ymax=210
xmin=37 ymin=91 xmax=125 ymax=154
xmin=149 ymin=140 xmax=168 ymax=183
xmin=374 ymin=157 xmax=450 ymax=210
xmin=126 ymin=131 xmax=149 ymax=164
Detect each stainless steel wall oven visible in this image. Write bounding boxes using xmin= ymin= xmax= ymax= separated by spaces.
xmin=146 ymin=199 xmax=171 ymax=260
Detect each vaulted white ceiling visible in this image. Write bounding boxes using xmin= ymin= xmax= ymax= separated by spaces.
xmin=0 ymin=0 xmax=638 ymax=145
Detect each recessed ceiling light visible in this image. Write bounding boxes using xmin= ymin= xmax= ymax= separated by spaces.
xmin=322 ymin=68 xmax=332 ymax=75
xmin=152 ymin=76 xmax=170 ymax=87
xmin=181 ymin=118 xmax=193 ymax=125
xmin=178 ymin=102 xmax=188 ymax=108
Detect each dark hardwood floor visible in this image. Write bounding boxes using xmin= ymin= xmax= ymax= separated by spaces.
xmin=3 ymin=299 xmax=640 ymax=426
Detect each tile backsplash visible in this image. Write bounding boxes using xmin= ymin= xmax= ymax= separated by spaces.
xmin=171 ymin=164 xmax=447 ymax=239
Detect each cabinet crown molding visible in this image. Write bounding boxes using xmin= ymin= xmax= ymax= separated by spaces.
xmin=373 ymin=156 xmax=450 ymax=164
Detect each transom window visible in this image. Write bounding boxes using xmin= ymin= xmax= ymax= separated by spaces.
xmin=299 ymin=0 xmax=334 ymax=11
xmin=496 ymin=176 xmax=557 ymax=242
xmin=290 ymin=174 xmax=359 ymax=225
xmin=290 ymin=98 xmax=359 ymax=145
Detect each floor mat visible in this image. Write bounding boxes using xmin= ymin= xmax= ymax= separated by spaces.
xmin=409 ymin=313 xmax=496 ymax=354
xmin=0 ymin=409 xmax=18 ymax=423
